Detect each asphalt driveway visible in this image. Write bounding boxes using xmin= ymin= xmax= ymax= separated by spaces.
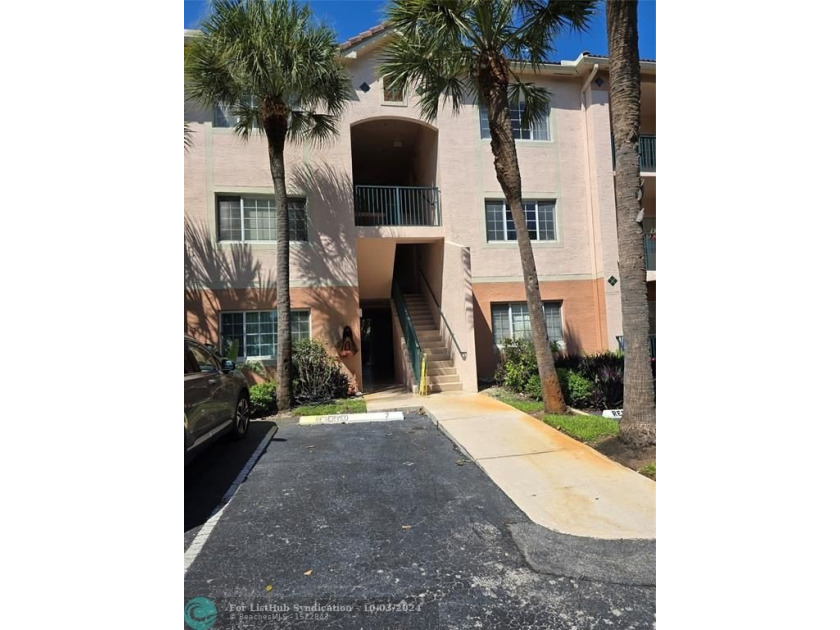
xmin=184 ymin=411 xmax=655 ymax=629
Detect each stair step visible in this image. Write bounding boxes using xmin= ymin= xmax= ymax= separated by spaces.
xmin=425 ymin=366 xmax=456 ymax=376
xmin=427 ymin=382 xmax=463 ymax=393
xmin=429 ymin=374 xmax=461 ymax=385
xmin=426 ymin=359 xmax=454 ymax=368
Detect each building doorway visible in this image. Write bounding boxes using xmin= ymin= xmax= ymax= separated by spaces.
xmin=360 ymin=305 xmax=395 ymax=391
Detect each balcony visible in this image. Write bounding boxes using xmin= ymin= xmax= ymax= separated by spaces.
xmin=644 ymin=233 xmax=656 ymax=271
xmin=611 ymin=134 xmax=656 ymax=173
xmin=616 ymin=334 xmax=656 ymax=360
xmin=354 ymin=185 xmax=441 ymax=227
xmin=639 ymin=135 xmax=656 ymax=172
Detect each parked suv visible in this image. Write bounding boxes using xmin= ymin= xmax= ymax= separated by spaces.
xmin=184 ymin=336 xmax=250 ymax=464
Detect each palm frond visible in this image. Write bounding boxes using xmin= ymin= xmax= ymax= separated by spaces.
xmin=184 ymin=0 xmax=351 ymax=144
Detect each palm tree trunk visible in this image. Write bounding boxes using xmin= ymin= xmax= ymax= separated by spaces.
xmin=263 ymin=100 xmax=293 ymax=411
xmin=478 ymin=52 xmax=566 ymax=414
xmin=607 ymin=0 xmax=655 ymax=447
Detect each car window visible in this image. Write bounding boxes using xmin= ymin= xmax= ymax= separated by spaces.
xmin=188 ymin=342 xmax=219 ymax=373
xmin=185 ymin=343 xmax=198 ymax=374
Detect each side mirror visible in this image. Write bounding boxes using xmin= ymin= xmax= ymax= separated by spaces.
xmin=221 ymin=359 xmax=236 ymax=373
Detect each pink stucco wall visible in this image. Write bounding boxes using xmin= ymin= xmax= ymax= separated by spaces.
xmin=184 ymin=33 xmax=655 ymax=388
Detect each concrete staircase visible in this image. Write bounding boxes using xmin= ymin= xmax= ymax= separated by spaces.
xmin=403 ymin=293 xmax=463 ymax=393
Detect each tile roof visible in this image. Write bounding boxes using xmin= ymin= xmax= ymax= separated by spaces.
xmin=339 ymin=22 xmax=390 ymax=51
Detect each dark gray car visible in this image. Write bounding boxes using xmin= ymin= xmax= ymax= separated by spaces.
xmin=184 ymin=336 xmax=250 ymax=464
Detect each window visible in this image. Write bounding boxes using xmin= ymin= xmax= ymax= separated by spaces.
xmin=217 ymin=196 xmax=307 ymax=242
xmin=485 ymin=200 xmax=556 ymax=242
xmin=382 ymin=76 xmax=405 ymax=103
xmin=220 ymin=310 xmax=310 ymax=360
xmin=214 ymin=95 xmax=259 ymax=128
xmin=480 ymin=102 xmax=550 ymax=141
xmin=186 ymin=341 xmax=220 ymax=373
xmin=491 ymin=302 xmax=563 ymax=347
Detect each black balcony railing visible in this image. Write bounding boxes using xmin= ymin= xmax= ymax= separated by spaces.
xmin=354 ymin=185 xmax=441 ymax=227
xmin=644 ymin=234 xmax=656 ymax=271
xmin=611 ymin=134 xmax=656 ymax=172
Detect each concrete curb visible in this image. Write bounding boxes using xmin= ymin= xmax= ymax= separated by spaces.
xmin=419 ymin=406 xmax=478 ymax=464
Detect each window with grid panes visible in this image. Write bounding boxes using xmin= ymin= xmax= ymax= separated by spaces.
xmin=479 ymin=102 xmax=550 ymax=141
xmin=491 ymin=302 xmax=563 ymax=346
xmin=220 ymin=310 xmax=310 ymax=359
xmin=217 ymin=196 xmax=307 ymax=242
xmin=485 ymin=200 xmax=556 ymax=241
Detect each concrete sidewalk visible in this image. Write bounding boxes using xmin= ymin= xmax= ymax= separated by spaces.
xmin=364 ymin=388 xmax=655 ymax=540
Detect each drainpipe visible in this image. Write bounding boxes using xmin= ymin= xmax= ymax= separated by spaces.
xmin=579 ymin=62 xmax=606 ymax=350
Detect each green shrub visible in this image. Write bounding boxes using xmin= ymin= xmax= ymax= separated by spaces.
xmin=291 ymin=339 xmax=350 ymax=404
xmin=496 ymin=338 xmax=539 ymax=395
xmin=241 ymin=359 xmax=266 ymax=377
xmin=524 ymin=374 xmax=543 ymax=400
xmin=556 ymin=368 xmax=594 ymax=408
xmin=590 ymin=365 xmax=624 ymax=410
xmin=580 ymin=351 xmax=625 ymax=381
xmin=249 ymin=382 xmax=277 ymax=417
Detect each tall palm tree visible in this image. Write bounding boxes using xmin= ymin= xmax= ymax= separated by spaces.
xmin=607 ymin=0 xmax=655 ymax=447
xmin=185 ymin=0 xmax=352 ymax=410
xmin=381 ymin=0 xmax=596 ymax=413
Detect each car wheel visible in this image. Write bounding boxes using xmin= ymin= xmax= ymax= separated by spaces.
xmin=230 ymin=394 xmax=250 ymax=440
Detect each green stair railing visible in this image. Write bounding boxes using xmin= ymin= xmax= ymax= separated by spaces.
xmin=392 ymin=282 xmax=422 ymax=382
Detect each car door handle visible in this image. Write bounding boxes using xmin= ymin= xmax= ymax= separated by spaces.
xmin=208 ymin=379 xmax=217 ymax=385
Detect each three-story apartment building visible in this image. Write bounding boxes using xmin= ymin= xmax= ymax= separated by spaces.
xmin=184 ymin=25 xmax=656 ymax=394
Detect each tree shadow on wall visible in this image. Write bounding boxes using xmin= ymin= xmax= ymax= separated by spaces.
xmin=287 ymin=161 xmax=363 ymax=386
xmin=184 ymin=217 xmax=275 ymax=343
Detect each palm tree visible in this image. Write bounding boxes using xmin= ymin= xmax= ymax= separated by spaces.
xmin=185 ymin=0 xmax=352 ymax=410
xmin=607 ymin=0 xmax=655 ymax=447
xmin=381 ymin=0 xmax=596 ymax=413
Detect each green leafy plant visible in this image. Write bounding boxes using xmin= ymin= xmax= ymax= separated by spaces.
xmin=556 ymin=369 xmax=594 ymax=409
xmin=249 ymin=382 xmax=278 ymax=417
xmin=241 ymin=359 xmax=266 ymax=377
xmin=496 ymin=338 xmax=539 ymax=395
xmin=524 ymin=374 xmax=543 ymax=401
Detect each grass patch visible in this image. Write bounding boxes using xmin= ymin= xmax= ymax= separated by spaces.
xmin=492 ymin=391 xmax=544 ymax=413
xmin=542 ymin=413 xmax=620 ymax=443
xmin=293 ymin=398 xmax=367 ymax=416
xmin=639 ymin=462 xmax=656 ymax=478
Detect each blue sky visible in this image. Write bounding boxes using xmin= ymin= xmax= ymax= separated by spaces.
xmin=184 ymin=0 xmax=656 ymax=61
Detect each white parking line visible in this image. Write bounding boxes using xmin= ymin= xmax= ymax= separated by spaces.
xmin=184 ymin=424 xmax=277 ymax=574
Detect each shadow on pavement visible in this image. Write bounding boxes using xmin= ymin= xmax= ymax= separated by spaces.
xmin=184 ymin=420 xmax=276 ymax=537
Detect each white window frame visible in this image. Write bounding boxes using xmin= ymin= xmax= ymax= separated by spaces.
xmin=217 ymin=195 xmax=308 ymax=243
xmin=491 ymin=301 xmax=565 ymax=349
xmin=485 ymin=199 xmax=557 ymax=242
xmin=219 ymin=309 xmax=311 ymax=361
xmin=213 ymin=95 xmax=259 ymax=128
xmin=381 ymin=76 xmax=407 ymax=106
xmin=479 ymin=102 xmax=550 ymax=141
xmin=289 ymin=309 xmax=311 ymax=343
